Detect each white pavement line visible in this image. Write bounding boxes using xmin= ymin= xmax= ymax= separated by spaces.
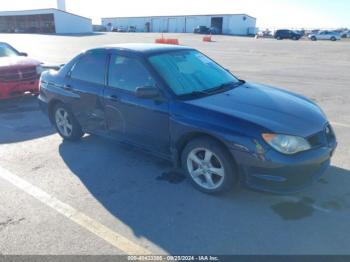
xmin=331 ymin=121 xmax=350 ymax=128
xmin=0 ymin=166 xmax=151 ymax=255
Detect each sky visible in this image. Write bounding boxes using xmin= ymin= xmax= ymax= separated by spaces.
xmin=1 ymin=0 xmax=349 ymax=29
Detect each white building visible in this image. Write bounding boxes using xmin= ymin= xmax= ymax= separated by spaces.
xmin=102 ymin=14 xmax=257 ymax=35
xmin=0 ymin=1 xmax=92 ymax=34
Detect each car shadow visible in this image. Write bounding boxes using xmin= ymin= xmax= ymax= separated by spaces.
xmin=0 ymin=95 xmax=55 ymax=144
xmin=58 ymin=134 xmax=350 ymax=254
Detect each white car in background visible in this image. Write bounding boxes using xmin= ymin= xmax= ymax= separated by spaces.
xmin=308 ymin=31 xmax=341 ymax=41
xmin=341 ymin=30 xmax=350 ymax=38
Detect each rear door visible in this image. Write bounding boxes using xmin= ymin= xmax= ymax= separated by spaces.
xmin=286 ymin=30 xmax=292 ymax=38
xmin=66 ymin=50 xmax=108 ymax=132
xmin=318 ymin=31 xmax=328 ymax=40
xmin=279 ymin=30 xmax=288 ymax=39
xmin=103 ymin=52 xmax=170 ymax=154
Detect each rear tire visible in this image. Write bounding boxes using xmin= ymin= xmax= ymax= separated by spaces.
xmin=311 ymin=36 xmax=317 ymax=41
xmin=53 ymin=103 xmax=84 ymax=141
xmin=181 ymin=137 xmax=237 ymax=194
xmin=331 ymin=37 xmax=336 ymax=41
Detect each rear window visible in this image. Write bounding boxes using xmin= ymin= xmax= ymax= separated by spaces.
xmin=71 ymin=52 xmax=107 ymax=85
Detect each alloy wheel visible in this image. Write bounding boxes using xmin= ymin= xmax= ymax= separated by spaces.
xmin=55 ymin=108 xmax=73 ymax=137
xmin=187 ymin=148 xmax=225 ymax=190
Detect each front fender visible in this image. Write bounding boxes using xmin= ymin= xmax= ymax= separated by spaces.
xmin=169 ymin=110 xmax=269 ymax=167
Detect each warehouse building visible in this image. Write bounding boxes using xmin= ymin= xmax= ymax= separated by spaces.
xmin=0 ymin=0 xmax=92 ymax=34
xmin=102 ymin=14 xmax=257 ymax=35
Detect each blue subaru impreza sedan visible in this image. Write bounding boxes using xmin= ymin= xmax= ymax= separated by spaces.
xmin=38 ymin=43 xmax=337 ymax=194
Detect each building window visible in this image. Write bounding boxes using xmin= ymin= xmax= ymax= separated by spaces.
xmin=0 ymin=14 xmax=55 ymax=33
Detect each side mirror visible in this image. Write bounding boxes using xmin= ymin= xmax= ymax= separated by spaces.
xmin=19 ymin=52 xmax=28 ymax=57
xmin=136 ymin=86 xmax=160 ymax=99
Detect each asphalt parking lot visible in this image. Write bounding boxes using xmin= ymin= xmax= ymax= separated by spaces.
xmin=0 ymin=32 xmax=350 ymax=255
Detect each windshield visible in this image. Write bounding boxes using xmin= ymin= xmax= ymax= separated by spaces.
xmin=0 ymin=43 xmax=20 ymax=57
xmin=148 ymin=50 xmax=240 ymax=96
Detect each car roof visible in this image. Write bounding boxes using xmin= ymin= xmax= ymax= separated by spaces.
xmin=88 ymin=43 xmax=194 ymax=55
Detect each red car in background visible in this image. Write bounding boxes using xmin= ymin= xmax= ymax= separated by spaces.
xmin=0 ymin=42 xmax=43 ymax=100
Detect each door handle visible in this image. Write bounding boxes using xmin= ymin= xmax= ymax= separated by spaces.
xmin=108 ymin=95 xmax=120 ymax=102
xmin=63 ymin=84 xmax=73 ymax=91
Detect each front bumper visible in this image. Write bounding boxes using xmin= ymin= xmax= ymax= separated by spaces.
xmin=0 ymin=80 xmax=39 ymax=100
xmin=232 ymin=142 xmax=337 ymax=194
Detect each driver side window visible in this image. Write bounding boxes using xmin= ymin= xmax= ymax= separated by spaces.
xmin=108 ymin=54 xmax=156 ymax=92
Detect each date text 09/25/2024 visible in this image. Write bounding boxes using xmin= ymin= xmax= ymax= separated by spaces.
xmin=127 ymin=255 xmax=219 ymax=261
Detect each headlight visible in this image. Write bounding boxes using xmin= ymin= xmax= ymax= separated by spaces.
xmin=36 ymin=65 xmax=46 ymax=75
xmin=262 ymin=133 xmax=311 ymax=155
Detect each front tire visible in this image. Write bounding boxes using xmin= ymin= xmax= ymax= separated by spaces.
xmin=311 ymin=36 xmax=317 ymax=41
xmin=53 ymin=103 xmax=84 ymax=141
xmin=331 ymin=37 xmax=336 ymax=41
xmin=181 ymin=137 xmax=237 ymax=194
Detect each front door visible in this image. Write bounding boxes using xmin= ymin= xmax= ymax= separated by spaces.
xmin=103 ymin=53 xmax=170 ymax=155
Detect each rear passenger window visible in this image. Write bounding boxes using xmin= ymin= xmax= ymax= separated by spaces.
xmin=71 ymin=52 xmax=107 ymax=85
xmin=108 ymin=55 xmax=156 ymax=92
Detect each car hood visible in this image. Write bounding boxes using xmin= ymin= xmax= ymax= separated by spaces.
xmin=0 ymin=56 xmax=41 ymax=69
xmin=185 ymin=82 xmax=328 ymax=137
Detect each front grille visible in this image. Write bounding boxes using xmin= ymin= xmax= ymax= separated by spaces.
xmin=307 ymin=132 xmax=323 ymax=147
xmin=0 ymin=67 xmax=38 ymax=83
xmin=307 ymin=123 xmax=335 ymax=148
